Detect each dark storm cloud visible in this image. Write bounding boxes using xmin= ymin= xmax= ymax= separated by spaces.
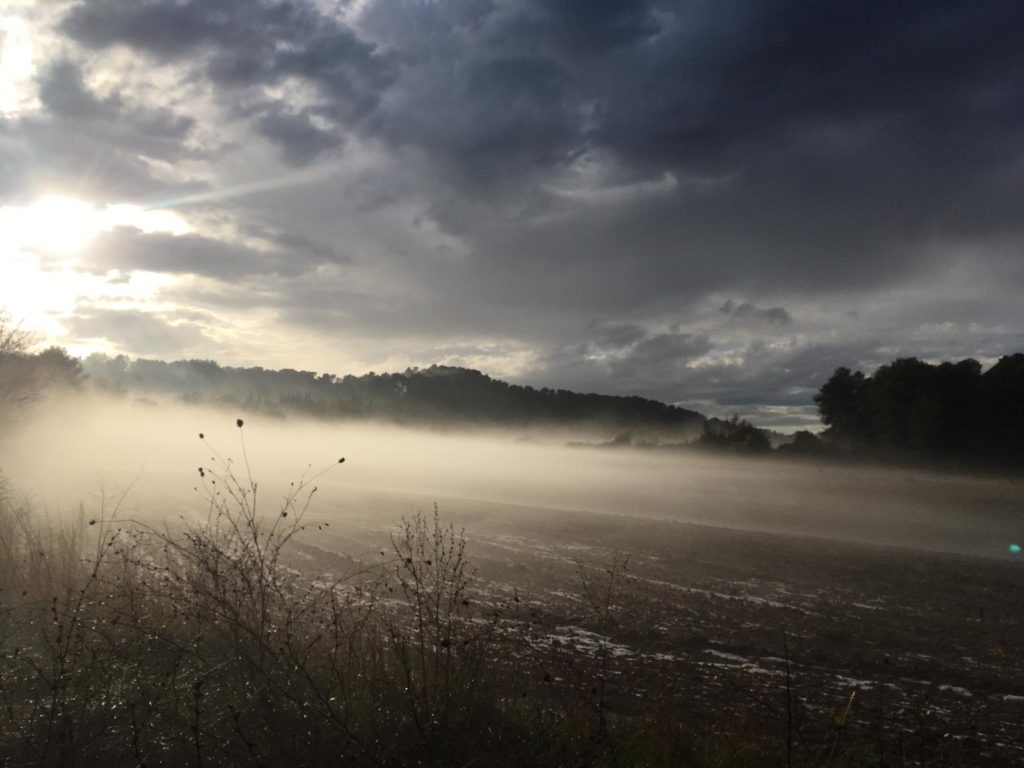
xmin=606 ymin=332 xmax=713 ymax=382
xmin=586 ymin=2 xmax=1024 ymax=181
xmin=61 ymin=0 xmax=393 ymax=164
xmin=43 ymin=0 xmax=1024 ymax=414
xmin=527 ymin=332 xmax=870 ymax=411
xmin=720 ymin=300 xmax=792 ymax=327
xmin=320 ymin=0 xmax=1024 ymax=328
xmin=58 ymin=1 xmax=1024 ymax=269
xmin=399 ymin=59 xmax=577 ymax=184
xmin=592 ymin=323 xmax=648 ymax=349
xmin=252 ymin=106 xmax=343 ymax=167
xmin=513 ymin=301 xmax=1022 ymax=414
xmin=478 ymin=2 xmax=1015 ymax=272
xmin=530 ymin=328 xmax=714 ymax=399
xmin=516 ymin=0 xmax=661 ymax=57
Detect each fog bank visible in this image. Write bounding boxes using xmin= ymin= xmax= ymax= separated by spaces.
xmin=2 ymin=394 xmax=1021 ymax=560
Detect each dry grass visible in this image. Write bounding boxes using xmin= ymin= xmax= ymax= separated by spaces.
xmin=0 ymin=424 xmax=885 ymax=768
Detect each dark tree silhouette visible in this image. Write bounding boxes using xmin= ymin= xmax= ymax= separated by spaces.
xmin=80 ymin=356 xmax=706 ymax=438
xmin=813 ymin=366 xmax=868 ymax=447
xmin=815 ymin=354 xmax=1024 ymax=467
xmin=697 ymin=414 xmax=772 ymax=454
xmin=0 ymin=312 xmax=38 ymax=414
xmin=979 ymin=353 xmax=1024 ymax=458
xmin=0 ymin=312 xmax=85 ymax=418
xmin=777 ymin=430 xmax=826 ymax=457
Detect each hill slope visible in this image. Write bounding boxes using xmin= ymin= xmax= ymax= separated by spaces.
xmin=82 ymin=355 xmax=706 ymax=437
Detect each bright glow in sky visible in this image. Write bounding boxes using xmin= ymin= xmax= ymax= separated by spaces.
xmin=0 ymin=197 xmax=191 ymax=254
xmin=1 ymin=197 xmax=103 ymax=254
xmin=0 ymin=0 xmax=1021 ymax=431
xmin=0 ymin=196 xmax=190 ymax=340
xmin=0 ymin=251 xmax=179 ymax=339
xmin=0 ymin=16 xmax=33 ymax=113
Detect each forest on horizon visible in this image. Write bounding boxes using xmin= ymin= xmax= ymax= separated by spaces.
xmin=2 ymin=315 xmax=1023 ymax=470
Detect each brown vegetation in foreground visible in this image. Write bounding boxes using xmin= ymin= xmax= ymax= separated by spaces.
xmin=0 ymin=427 xmax=936 ymax=767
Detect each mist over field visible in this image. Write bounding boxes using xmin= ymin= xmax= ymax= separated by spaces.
xmin=4 ymin=393 xmax=1021 ymax=561
xmin=3 ymin=1 xmax=1024 ymax=762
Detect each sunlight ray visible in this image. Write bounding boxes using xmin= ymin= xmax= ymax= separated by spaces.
xmin=148 ymin=161 xmax=345 ymax=210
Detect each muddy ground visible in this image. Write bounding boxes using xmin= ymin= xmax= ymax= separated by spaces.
xmin=284 ymin=485 xmax=1024 ymax=768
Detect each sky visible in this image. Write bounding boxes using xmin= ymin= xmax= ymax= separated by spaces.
xmin=0 ymin=0 xmax=1022 ymax=430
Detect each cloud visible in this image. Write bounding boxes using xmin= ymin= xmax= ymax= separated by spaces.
xmin=528 ymin=326 xmax=714 ymax=398
xmin=36 ymin=60 xmax=194 ymax=159
xmin=0 ymin=0 xmax=1019 ymax=423
xmin=56 ymin=0 xmax=1024 ymax=266
xmin=237 ymin=223 xmax=340 ymax=262
xmin=78 ymin=227 xmax=324 ymax=280
xmin=546 ymin=171 xmax=678 ymax=206
xmin=61 ymin=0 xmax=393 ymax=165
xmin=252 ymin=105 xmax=343 ymax=167
xmin=720 ymin=300 xmax=792 ymax=327
xmin=0 ymin=58 xmax=203 ymax=202
xmin=69 ymin=309 xmax=208 ymax=356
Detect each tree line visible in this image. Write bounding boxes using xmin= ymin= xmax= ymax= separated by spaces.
xmin=2 ymin=308 xmax=1021 ymax=467
xmin=814 ymin=354 xmax=1024 ymax=466
xmin=0 ymin=316 xmax=84 ymax=417
xmin=80 ymin=353 xmax=705 ymax=437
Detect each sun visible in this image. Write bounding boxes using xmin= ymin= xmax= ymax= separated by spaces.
xmin=0 ymin=195 xmax=191 ymax=341
xmin=0 ymin=196 xmax=103 ymax=254
xmin=0 ymin=195 xmax=192 ymax=256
